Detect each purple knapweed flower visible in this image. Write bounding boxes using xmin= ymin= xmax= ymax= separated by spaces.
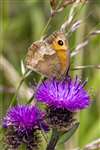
xmin=3 ymin=105 xmax=46 ymax=132
xmin=3 ymin=105 xmax=48 ymax=149
xmin=35 ymin=76 xmax=90 ymax=112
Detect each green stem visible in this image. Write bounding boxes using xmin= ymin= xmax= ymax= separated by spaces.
xmin=19 ymin=144 xmax=26 ymax=150
xmin=40 ymin=17 xmax=52 ymax=37
xmin=9 ymin=77 xmax=25 ymax=107
xmin=9 ymin=70 xmax=30 ymax=107
xmin=71 ymin=65 xmax=100 ymax=70
xmin=46 ymin=129 xmax=59 ymax=150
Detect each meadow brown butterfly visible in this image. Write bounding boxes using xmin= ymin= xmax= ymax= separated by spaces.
xmin=26 ymin=31 xmax=70 ymax=78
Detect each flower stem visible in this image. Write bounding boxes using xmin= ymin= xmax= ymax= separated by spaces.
xmin=9 ymin=70 xmax=31 ymax=107
xmin=46 ymin=128 xmax=59 ymax=150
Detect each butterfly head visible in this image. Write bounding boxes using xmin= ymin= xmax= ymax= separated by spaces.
xmin=51 ymin=32 xmax=68 ymax=52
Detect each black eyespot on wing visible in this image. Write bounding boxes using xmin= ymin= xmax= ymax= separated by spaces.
xmin=58 ymin=40 xmax=64 ymax=46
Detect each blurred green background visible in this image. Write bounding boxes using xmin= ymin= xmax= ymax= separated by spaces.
xmin=0 ymin=0 xmax=100 ymax=149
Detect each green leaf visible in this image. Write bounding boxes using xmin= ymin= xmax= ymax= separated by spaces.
xmin=58 ymin=122 xmax=79 ymax=144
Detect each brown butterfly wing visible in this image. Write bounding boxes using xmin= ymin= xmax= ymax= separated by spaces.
xmin=25 ymin=41 xmax=61 ymax=77
xmin=26 ymin=41 xmax=44 ymax=71
xmin=36 ymin=54 xmax=61 ymax=77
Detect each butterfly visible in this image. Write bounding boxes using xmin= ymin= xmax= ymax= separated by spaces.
xmin=25 ymin=31 xmax=70 ymax=78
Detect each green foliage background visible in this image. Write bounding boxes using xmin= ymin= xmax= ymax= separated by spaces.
xmin=0 ymin=0 xmax=100 ymax=149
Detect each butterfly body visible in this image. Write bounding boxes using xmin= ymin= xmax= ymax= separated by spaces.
xmin=26 ymin=31 xmax=70 ymax=78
